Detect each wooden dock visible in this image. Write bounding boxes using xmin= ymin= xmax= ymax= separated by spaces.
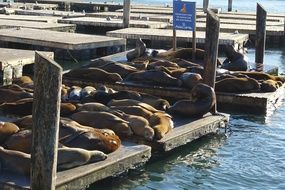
xmin=0 ymin=48 xmax=54 ymax=84
xmin=15 ymin=9 xmax=86 ymax=18
xmin=0 ymin=143 xmax=151 ymax=190
xmin=58 ymin=17 xmax=168 ymax=29
xmin=0 ymin=14 xmax=61 ymax=23
xmin=0 ymin=28 xmax=126 ymax=60
xmin=0 ymin=2 xmax=58 ymax=10
xmin=0 ymin=19 xmax=75 ymax=32
xmin=106 ymin=28 xmax=249 ymax=48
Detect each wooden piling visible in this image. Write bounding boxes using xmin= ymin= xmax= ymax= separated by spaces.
xmin=255 ymin=3 xmax=267 ymax=72
xmin=203 ymin=0 xmax=209 ymax=13
xmin=203 ymin=10 xmax=220 ymax=88
xmin=123 ymin=0 xmax=131 ymax=28
xmin=228 ymin=0 xmax=233 ymax=12
xmin=173 ymin=29 xmax=177 ymax=51
xmin=31 ymin=52 xmax=62 ymax=190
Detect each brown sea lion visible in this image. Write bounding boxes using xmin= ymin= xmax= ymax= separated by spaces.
xmin=86 ymin=58 xmax=116 ymax=68
xmin=107 ymin=99 xmax=160 ymax=113
xmin=215 ymin=77 xmax=260 ymax=93
xmin=61 ymin=103 xmax=77 ymax=116
xmin=70 ymin=111 xmax=133 ymax=137
xmin=0 ymin=147 xmax=30 ymax=175
xmin=175 ymin=58 xmax=201 ymax=68
xmin=221 ymin=44 xmax=248 ymax=71
xmin=234 ymin=71 xmax=285 ymax=82
xmin=0 ymin=122 xmax=19 ymax=144
xmin=98 ymin=62 xmax=138 ymax=78
xmin=126 ymin=38 xmax=146 ymax=61
xmin=125 ymin=70 xmax=182 ymax=87
xmin=4 ymin=130 xmax=32 ymax=154
xmin=157 ymin=48 xmax=206 ymax=61
xmin=261 ymin=79 xmax=283 ymax=92
xmin=64 ymin=68 xmax=123 ymax=83
xmin=168 ymin=83 xmax=216 ymax=116
xmin=149 ymin=112 xmax=174 ymax=140
xmin=140 ymin=94 xmax=170 ymax=111
xmin=57 ymin=147 xmax=107 ymax=170
xmin=180 ymin=72 xmax=203 ymax=89
xmin=216 ymin=74 xmax=237 ymax=81
xmin=0 ymin=88 xmax=33 ymax=104
xmin=147 ymin=60 xmax=179 ymax=69
xmin=77 ymin=102 xmax=110 ymax=112
xmin=0 ymin=98 xmax=33 ymax=116
xmin=111 ymin=106 xmax=153 ymax=121
xmin=13 ymin=115 xmax=33 ymax=129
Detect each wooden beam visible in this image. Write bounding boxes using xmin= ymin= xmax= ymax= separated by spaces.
xmin=203 ymin=9 xmax=220 ymax=88
xmin=255 ymin=3 xmax=267 ymax=71
xmin=123 ymin=0 xmax=131 ymax=28
xmin=228 ymin=0 xmax=233 ymax=12
xmin=31 ymin=52 xmax=62 ymax=190
xmin=203 ymin=0 xmax=209 ymax=13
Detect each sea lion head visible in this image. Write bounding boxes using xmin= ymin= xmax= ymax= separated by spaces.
xmin=224 ymin=44 xmax=236 ymax=58
xmin=88 ymin=150 xmax=107 ymax=163
xmin=144 ymin=127 xmax=155 ymax=141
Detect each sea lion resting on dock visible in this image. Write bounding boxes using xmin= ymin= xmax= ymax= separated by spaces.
xmin=261 ymin=79 xmax=283 ymax=92
xmin=4 ymin=130 xmax=32 ymax=154
xmin=149 ymin=112 xmax=174 ymax=140
xmin=234 ymin=71 xmax=285 ymax=83
xmin=70 ymin=111 xmax=133 ymax=137
xmin=221 ymin=44 xmax=248 ymax=71
xmin=77 ymin=102 xmax=110 ymax=112
xmin=168 ymin=83 xmax=216 ymax=117
xmin=98 ymin=62 xmax=139 ymax=78
xmin=0 ymin=88 xmax=33 ymax=104
xmin=0 ymin=122 xmax=19 ymax=144
xmin=64 ymin=68 xmax=123 ymax=83
xmin=215 ymin=77 xmax=260 ymax=93
xmin=111 ymin=106 xmax=153 ymax=121
xmin=180 ymin=72 xmax=203 ymax=89
xmin=126 ymin=38 xmax=147 ymax=61
xmin=107 ymin=99 xmax=160 ymax=113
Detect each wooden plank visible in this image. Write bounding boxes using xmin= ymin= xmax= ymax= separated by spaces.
xmin=0 ymin=28 xmax=126 ymax=50
xmin=15 ymin=9 xmax=85 ymax=18
xmin=0 ymin=15 xmax=61 ymax=23
xmin=116 ymin=8 xmax=173 ymax=15
xmin=106 ymin=28 xmax=248 ymax=47
xmin=123 ymin=0 xmax=130 ymax=28
xmin=31 ymin=52 xmax=62 ymax=190
xmin=0 ymin=2 xmax=58 ymax=10
xmin=0 ymin=48 xmax=54 ymax=70
xmin=58 ymin=17 xmax=168 ymax=29
xmin=0 ymin=143 xmax=151 ymax=190
xmin=0 ymin=19 xmax=76 ymax=32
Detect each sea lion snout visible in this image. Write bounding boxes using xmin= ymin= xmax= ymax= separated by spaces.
xmin=89 ymin=150 xmax=108 ymax=162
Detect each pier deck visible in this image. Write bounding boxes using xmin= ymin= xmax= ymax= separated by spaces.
xmin=107 ymin=28 xmax=248 ymax=48
xmin=0 ymin=2 xmax=58 ymax=10
xmin=0 ymin=28 xmax=126 ymax=60
xmin=15 ymin=9 xmax=86 ymax=18
xmin=58 ymin=17 xmax=168 ymax=29
xmin=0 ymin=14 xmax=61 ymax=23
xmin=0 ymin=143 xmax=151 ymax=190
xmin=0 ymin=19 xmax=75 ymax=32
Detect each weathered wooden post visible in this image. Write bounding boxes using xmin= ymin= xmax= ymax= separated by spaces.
xmin=203 ymin=0 xmax=209 ymax=13
xmin=123 ymin=0 xmax=131 ymax=28
xmin=203 ymin=10 xmax=220 ymax=113
xmin=31 ymin=52 xmax=62 ymax=190
xmin=228 ymin=0 xmax=233 ymax=12
xmin=173 ymin=29 xmax=177 ymax=51
xmin=255 ymin=3 xmax=266 ymax=72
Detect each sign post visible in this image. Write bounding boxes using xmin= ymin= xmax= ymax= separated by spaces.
xmin=173 ymin=1 xmax=196 ymax=59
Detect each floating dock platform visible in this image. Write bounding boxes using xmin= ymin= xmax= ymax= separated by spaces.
xmin=107 ymin=28 xmax=249 ymax=49
xmin=0 ymin=142 xmax=151 ymax=190
xmin=0 ymin=28 xmax=126 ymax=60
xmin=0 ymin=2 xmax=58 ymax=10
xmin=0 ymin=14 xmax=61 ymax=23
xmin=58 ymin=17 xmax=168 ymax=29
xmin=15 ymin=9 xmax=86 ymax=18
xmin=0 ymin=48 xmax=54 ymax=84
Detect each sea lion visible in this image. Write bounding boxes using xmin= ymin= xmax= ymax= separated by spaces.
xmin=68 ymin=86 xmax=82 ymax=101
xmin=111 ymin=106 xmax=153 ymax=121
xmin=80 ymin=86 xmax=96 ymax=98
xmin=234 ymin=71 xmax=285 ymax=82
xmin=98 ymin=62 xmax=138 ymax=78
xmin=175 ymin=58 xmax=201 ymax=68
xmin=110 ymin=110 xmax=154 ymax=141
xmin=180 ymin=72 xmax=203 ymax=89
xmin=0 ymin=98 xmax=33 ymax=116
xmin=57 ymin=147 xmax=107 ymax=170
xmin=13 ymin=115 xmax=33 ymax=129
xmin=215 ymin=77 xmax=260 ymax=93
xmin=0 ymin=147 xmax=30 ymax=175
xmin=86 ymin=58 xmax=116 ymax=68
xmin=216 ymin=74 xmax=237 ymax=81
xmin=261 ymin=79 xmax=282 ymax=92
xmin=149 ymin=112 xmax=174 ymax=140
xmin=147 ymin=60 xmax=179 ymax=70
xmin=126 ymin=38 xmax=147 ymax=61
xmin=61 ymin=103 xmax=77 ymax=116
xmin=64 ymin=68 xmax=123 ymax=83
xmin=125 ymin=70 xmax=182 ymax=87
xmin=4 ymin=130 xmax=32 ymax=154
xmin=0 ymin=122 xmax=19 ymax=144
xmin=13 ymin=76 xmax=33 ymax=85
xmin=107 ymin=99 xmax=160 ymax=113
xmin=140 ymin=94 xmax=170 ymax=111
xmin=221 ymin=44 xmax=248 ymax=71
xmin=168 ymin=83 xmax=216 ymax=116
xmin=0 ymin=88 xmax=33 ymax=104
xmin=77 ymin=102 xmax=110 ymax=112
xmin=157 ymin=48 xmax=206 ymax=61
xmin=70 ymin=111 xmax=133 ymax=137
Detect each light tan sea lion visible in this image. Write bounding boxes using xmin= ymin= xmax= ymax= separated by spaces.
xmin=0 ymin=88 xmax=33 ymax=104
xmin=64 ymin=68 xmax=123 ymax=83
xmin=0 ymin=146 xmax=30 ymax=175
xmin=149 ymin=112 xmax=174 ymax=140
xmin=107 ymin=99 xmax=160 ymax=113
xmin=125 ymin=70 xmax=182 ymax=87
xmin=4 ymin=130 xmax=32 ymax=154
xmin=77 ymin=102 xmax=110 ymax=112
xmin=180 ymin=72 xmax=203 ymax=89
xmin=261 ymin=79 xmax=282 ymax=92
xmin=80 ymin=86 xmax=96 ymax=98
xmin=234 ymin=71 xmax=285 ymax=82
xmin=13 ymin=115 xmax=33 ymax=129
xmin=215 ymin=77 xmax=260 ymax=93
xmin=70 ymin=111 xmax=133 ymax=137
xmin=57 ymin=147 xmax=107 ymax=170
xmin=111 ymin=106 xmax=153 ymax=121
xmin=99 ymin=62 xmax=138 ymax=78
xmin=13 ymin=76 xmax=33 ymax=85
xmin=168 ymin=83 xmax=216 ymax=116
xmin=0 ymin=122 xmax=19 ymax=144
xmin=61 ymin=103 xmax=77 ymax=116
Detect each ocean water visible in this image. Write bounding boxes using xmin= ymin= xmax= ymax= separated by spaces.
xmin=87 ymin=1 xmax=285 ymax=190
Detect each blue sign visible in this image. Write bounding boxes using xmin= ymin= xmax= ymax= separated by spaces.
xmin=173 ymin=0 xmax=196 ymax=31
